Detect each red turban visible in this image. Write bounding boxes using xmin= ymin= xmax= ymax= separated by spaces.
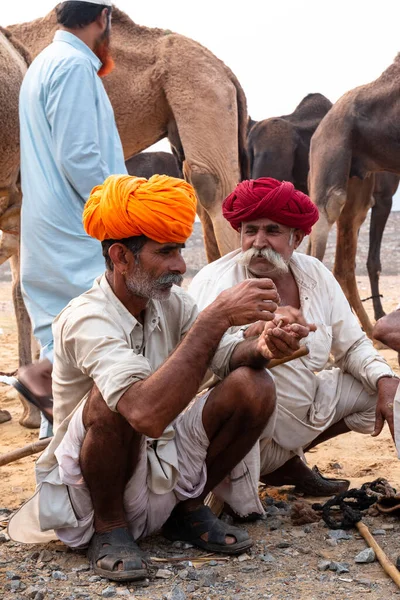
xmin=222 ymin=177 xmax=319 ymax=235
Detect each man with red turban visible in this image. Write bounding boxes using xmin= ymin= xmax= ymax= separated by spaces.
xmin=189 ymin=177 xmax=398 ymax=495
xmin=8 ymin=174 xmax=313 ymax=583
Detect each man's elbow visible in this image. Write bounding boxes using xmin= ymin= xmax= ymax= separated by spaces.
xmin=373 ymin=315 xmax=392 ymax=345
xmin=126 ymin=411 xmax=165 ymax=439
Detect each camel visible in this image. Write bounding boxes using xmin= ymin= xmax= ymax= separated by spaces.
xmin=125 ymin=151 xmax=183 ymax=179
xmin=0 ymin=27 xmax=41 ymax=428
xmin=248 ymin=93 xmax=333 ymax=190
xmin=248 ymin=94 xmax=399 ymax=330
xmin=8 ymin=7 xmax=246 ymax=263
xmin=308 ymin=53 xmax=400 ymax=337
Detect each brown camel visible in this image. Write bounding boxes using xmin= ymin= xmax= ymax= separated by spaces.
xmin=308 ymin=53 xmax=400 ymax=337
xmin=248 ymin=93 xmax=399 ymax=330
xmin=0 ymin=27 xmax=40 ymax=428
xmin=8 ymin=7 xmax=246 ymax=262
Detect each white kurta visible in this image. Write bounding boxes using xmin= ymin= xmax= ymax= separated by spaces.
xmin=189 ymin=250 xmax=395 ymax=455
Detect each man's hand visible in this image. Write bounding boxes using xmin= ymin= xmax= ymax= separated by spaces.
xmin=256 ymin=320 xmax=316 ymax=361
xmin=244 ymin=306 xmax=315 ymax=339
xmin=210 ymin=278 xmax=280 ymax=329
xmin=372 ymin=376 xmax=400 ymax=441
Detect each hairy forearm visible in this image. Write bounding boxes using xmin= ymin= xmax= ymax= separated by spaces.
xmin=117 ymin=308 xmax=229 ymax=437
xmin=230 ymin=338 xmax=269 ymax=371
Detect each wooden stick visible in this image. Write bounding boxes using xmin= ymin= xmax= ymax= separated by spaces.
xmin=356 ymin=521 xmax=400 ymax=588
xmin=268 ymin=345 xmax=309 ymax=369
xmin=0 ymin=438 xmax=50 ymax=467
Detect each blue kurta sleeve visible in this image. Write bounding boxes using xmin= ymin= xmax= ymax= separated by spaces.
xmin=45 ymin=60 xmax=111 ymax=202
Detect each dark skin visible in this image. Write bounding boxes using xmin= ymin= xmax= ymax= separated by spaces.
xmin=79 ymin=238 xmax=312 ymax=554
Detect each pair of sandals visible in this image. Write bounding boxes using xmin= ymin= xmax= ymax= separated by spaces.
xmin=90 ymin=505 xmax=252 ymax=582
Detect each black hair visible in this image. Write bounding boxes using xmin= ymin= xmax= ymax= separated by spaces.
xmin=56 ymin=2 xmax=111 ymax=29
xmin=101 ymin=235 xmax=149 ymax=271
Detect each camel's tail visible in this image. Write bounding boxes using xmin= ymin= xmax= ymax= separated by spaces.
xmin=226 ymin=69 xmax=250 ymax=182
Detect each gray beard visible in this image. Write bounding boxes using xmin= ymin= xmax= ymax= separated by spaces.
xmin=237 ymin=247 xmax=290 ymax=275
xmin=125 ymin=268 xmax=183 ymax=301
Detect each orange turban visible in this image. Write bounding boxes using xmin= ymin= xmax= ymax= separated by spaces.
xmin=83 ymin=174 xmax=197 ymax=243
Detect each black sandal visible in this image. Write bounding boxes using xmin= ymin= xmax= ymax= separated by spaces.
xmin=88 ymin=527 xmax=148 ymax=582
xmin=162 ymin=504 xmax=253 ymax=555
xmin=293 ymin=465 xmax=350 ymax=496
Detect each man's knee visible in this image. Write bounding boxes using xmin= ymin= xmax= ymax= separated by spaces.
xmin=83 ymin=385 xmax=131 ymax=437
xmin=227 ymin=366 xmax=276 ymax=426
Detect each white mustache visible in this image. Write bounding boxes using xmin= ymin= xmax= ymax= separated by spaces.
xmin=238 ymin=247 xmax=290 ymax=274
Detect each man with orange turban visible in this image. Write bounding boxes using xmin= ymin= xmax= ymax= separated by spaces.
xmin=8 ymin=174 xmax=314 ymax=583
xmin=189 ymin=177 xmax=398 ymax=495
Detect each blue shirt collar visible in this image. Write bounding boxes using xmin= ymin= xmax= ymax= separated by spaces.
xmin=53 ymin=30 xmax=101 ymax=71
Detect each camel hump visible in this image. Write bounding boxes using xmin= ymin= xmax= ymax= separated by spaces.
xmin=0 ymin=25 xmax=31 ymax=67
xmin=286 ymin=93 xmax=333 ymax=129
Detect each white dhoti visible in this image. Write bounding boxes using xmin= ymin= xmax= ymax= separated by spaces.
xmin=259 ymin=368 xmax=377 ymax=476
xmin=36 ymin=392 xmax=276 ymax=549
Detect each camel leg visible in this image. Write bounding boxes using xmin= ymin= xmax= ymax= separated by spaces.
xmin=9 ymin=253 xmax=39 ymax=428
xmin=196 ymin=201 xmax=220 ymax=263
xmin=182 ymin=160 xmax=220 ymax=262
xmin=367 ymin=189 xmax=392 ymax=321
xmin=308 ymin=117 xmax=352 ymax=260
xmin=164 ymin=76 xmax=241 ymax=259
xmin=334 ymin=176 xmax=375 ymax=338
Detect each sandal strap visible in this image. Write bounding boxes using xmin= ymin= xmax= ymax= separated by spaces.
xmin=169 ymin=505 xmax=249 ymax=545
xmin=88 ymin=527 xmax=145 ymax=571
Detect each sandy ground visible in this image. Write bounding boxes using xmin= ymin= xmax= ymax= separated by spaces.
xmin=0 ymin=216 xmax=400 ymax=599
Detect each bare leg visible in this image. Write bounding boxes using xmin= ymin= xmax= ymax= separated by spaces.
xmin=80 ymin=386 xmax=143 ymax=534
xmin=171 ymin=367 xmax=276 ymax=543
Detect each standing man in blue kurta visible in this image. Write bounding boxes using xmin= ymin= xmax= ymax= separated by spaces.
xmin=17 ymin=0 xmax=127 ymax=430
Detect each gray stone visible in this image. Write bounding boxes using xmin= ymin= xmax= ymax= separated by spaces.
xmin=329 ymin=561 xmax=350 ymax=573
xmin=88 ymin=575 xmax=102 ymax=582
xmin=355 ymin=548 xmax=376 ymax=563
xmin=73 ymin=563 xmax=90 ymax=572
xmin=328 ymin=529 xmax=352 ymax=540
xmin=33 ymin=593 xmax=46 ymax=600
xmin=0 ymin=532 xmax=10 ymax=543
xmin=52 ymin=570 xmax=67 ymax=580
xmin=326 ymin=538 xmax=338 ymax=547
xmin=6 ymin=570 xmax=20 ymax=579
xmin=186 ymin=584 xmax=196 ymax=593
xmin=178 ymin=569 xmax=188 ymax=580
xmin=318 ymin=560 xmax=331 ymax=571
xmin=170 ymin=586 xmax=186 ymax=600
xmin=38 ymin=550 xmax=53 ymax=562
xmin=198 ymin=568 xmax=218 ymax=587
xmin=26 ymin=586 xmax=41 ymax=599
xmin=102 ymin=586 xmax=117 ymax=598
xmin=10 ymin=580 xmax=22 ymax=591
xmin=372 ymin=529 xmax=386 ymax=536
xmin=265 ymin=505 xmax=280 ymax=516
xmin=259 ymin=553 xmax=276 ymax=563
xmin=266 ymin=519 xmax=282 ymax=531
xmin=156 ymin=569 xmax=173 ymax=579
xmin=276 ymin=542 xmax=291 ymax=549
